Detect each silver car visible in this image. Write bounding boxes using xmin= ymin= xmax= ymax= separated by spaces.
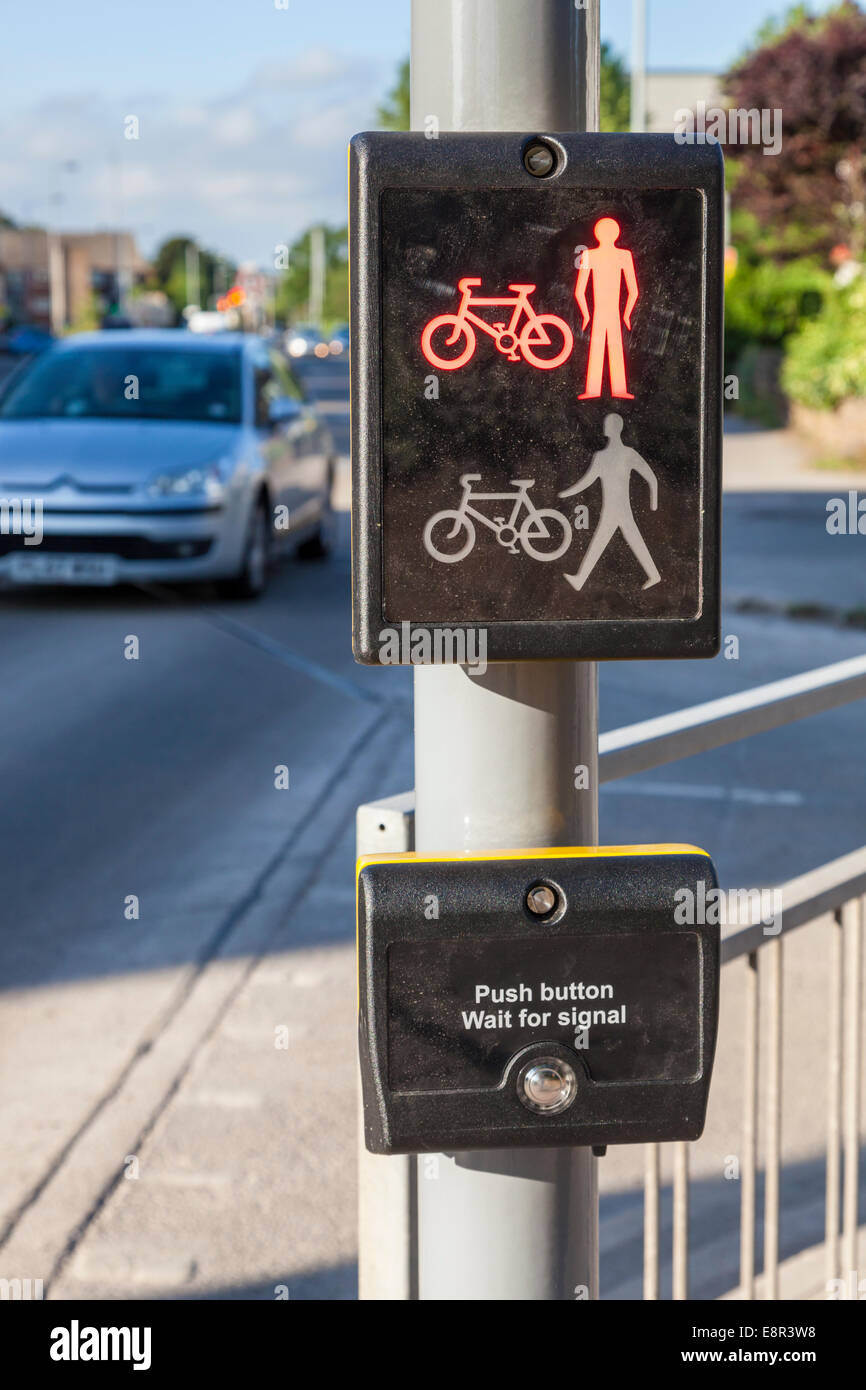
xmin=0 ymin=330 xmax=335 ymax=597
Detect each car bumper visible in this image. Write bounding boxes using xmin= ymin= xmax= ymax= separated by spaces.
xmin=0 ymin=497 xmax=250 ymax=586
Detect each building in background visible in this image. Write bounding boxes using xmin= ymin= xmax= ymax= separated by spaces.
xmin=644 ymin=71 xmax=723 ymax=133
xmin=0 ymin=227 xmax=150 ymax=334
xmin=0 ymin=227 xmax=53 ymax=332
xmin=62 ymin=231 xmax=150 ymax=329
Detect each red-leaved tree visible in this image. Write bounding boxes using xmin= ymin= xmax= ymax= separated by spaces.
xmin=722 ymin=1 xmax=866 ymax=259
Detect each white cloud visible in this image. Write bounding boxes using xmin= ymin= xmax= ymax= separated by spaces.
xmin=210 ymin=107 xmax=261 ymax=148
xmin=0 ymin=46 xmax=391 ymax=265
xmin=252 ymin=47 xmax=361 ymax=90
xmin=117 ymin=167 xmax=163 ymax=200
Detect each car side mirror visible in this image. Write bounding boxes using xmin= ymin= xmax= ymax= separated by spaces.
xmin=268 ymin=396 xmax=302 ymax=427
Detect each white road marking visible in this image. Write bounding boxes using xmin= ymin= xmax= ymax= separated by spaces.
xmin=602 ymin=779 xmax=804 ymax=806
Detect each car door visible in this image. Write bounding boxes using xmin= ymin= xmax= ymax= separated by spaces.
xmin=267 ymin=350 xmax=330 ymax=532
xmin=251 ymin=343 xmax=301 ymax=522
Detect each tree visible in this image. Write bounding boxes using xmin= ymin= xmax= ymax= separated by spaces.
xmin=783 ymin=271 xmax=866 ymax=412
xmin=600 ymin=42 xmax=631 ymax=132
xmin=150 ymin=236 xmax=233 ymax=319
xmin=376 ymin=48 xmax=632 ymax=133
xmin=722 ymin=2 xmax=866 ymax=261
xmin=274 ymin=224 xmax=349 ymax=328
xmin=751 ymin=2 xmax=813 ymax=47
xmin=377 ymin=57 xmax=411 ymax=131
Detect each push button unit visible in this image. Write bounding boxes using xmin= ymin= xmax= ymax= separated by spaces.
xmin=357 ymin=845 xmax=720 ymax=1154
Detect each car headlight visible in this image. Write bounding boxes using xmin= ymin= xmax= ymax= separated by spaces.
xmin=147 ymin=461 xmax=229 ymax=500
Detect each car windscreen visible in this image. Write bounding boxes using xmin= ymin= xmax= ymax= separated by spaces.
xmin=0 ymin=345 xmax=243 ymax=424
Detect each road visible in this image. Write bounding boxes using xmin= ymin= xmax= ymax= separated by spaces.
xmin=0 ymin=356 xmax=864 ymax=1299
xmin=295 ymin=354 xmax=350 ymax=458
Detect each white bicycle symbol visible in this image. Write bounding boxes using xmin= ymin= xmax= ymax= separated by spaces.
xmin=423 ymin=474 xmax=573 ymax=564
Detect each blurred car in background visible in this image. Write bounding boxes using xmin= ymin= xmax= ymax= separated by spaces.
xmin=185 ymin=310 xmax=232 ymax=335
xmin=327 ymin=325 xmax=350 ymax=356
xmin=0 ymin=325 xmax=54 ymax=389
xmin=0 ymin=330 xmax=335 ymax=597
xmin=285 ymin=324 xmax=325 ymax=358
xmin=0 ymin=325 xmax=54 ymax=356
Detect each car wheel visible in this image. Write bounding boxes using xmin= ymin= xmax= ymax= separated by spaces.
xmin=217 ymin=497 xmax=270 ymax=599
xmin=297 ymin=468 xmax=335 ymax=562
xmin=296 ymin=523 xmax=330 ymax=562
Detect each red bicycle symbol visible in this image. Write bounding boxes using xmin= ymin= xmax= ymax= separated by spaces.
xmin=421 ymin=277 xmax=574 ymax=371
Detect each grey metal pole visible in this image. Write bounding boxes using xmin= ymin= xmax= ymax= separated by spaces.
xmin=630 ymin=0 xmax=647 ymax=134
xmin=411 ymin=0 xmax=600 ymax=1302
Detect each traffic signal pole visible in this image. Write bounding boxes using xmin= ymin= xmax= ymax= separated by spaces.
xmin=410 ymin=0 xmax=601 ymax=1301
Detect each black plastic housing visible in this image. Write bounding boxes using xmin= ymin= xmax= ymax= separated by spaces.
xmin=357 ymin=848 xmax=720 ymax=1154
xmin=350 ymin=131 xmax=724 ymax=664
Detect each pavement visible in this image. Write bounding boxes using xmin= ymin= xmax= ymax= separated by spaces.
xmin=0 ymin=367 xmax=864 ymax=1300
xmin=723 ymin=417 xmax=866 ymax=494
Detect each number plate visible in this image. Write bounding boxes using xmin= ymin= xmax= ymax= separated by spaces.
xmin=9 ymin=553 xmax=118 ymax=585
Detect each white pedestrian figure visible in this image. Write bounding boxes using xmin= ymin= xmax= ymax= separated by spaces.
xmin=559 ymin=413 xmax=660 ymax=591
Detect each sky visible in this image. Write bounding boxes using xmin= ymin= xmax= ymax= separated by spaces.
xmin=0 ymin=0 xmax=848 ymax=268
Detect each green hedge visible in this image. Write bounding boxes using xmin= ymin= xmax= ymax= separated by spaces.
xmin=725 ymin=257 xmax=830 ymax=371
xmin=782 ymin=271 xmax=866 ymax=410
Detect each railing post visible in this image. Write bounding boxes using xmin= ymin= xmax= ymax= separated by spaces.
xmin=643 ymin=1143 xmax=660 ymax=1300
xmin=740 ymin=950 xmax=759 ymax=1299
xmin=842 ymin=896 xmax=863 ymax=1284
xmin=825 ymin=910 xmax=844 ymax=1288
xmin=763 ymin=937 xmax=783 ymax=1300
xmin=356 ymin=795 xmax=416 ymax=1300
xmin=672 ymin=1142 xmax=690 ymax=1300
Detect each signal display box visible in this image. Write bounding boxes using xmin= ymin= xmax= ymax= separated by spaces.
xmin=350 ymin=131 xmax=724 ymax=665
xmin=357 ymin=846 xmax=720 ymax=1154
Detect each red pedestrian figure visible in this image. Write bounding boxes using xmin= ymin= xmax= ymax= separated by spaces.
xmin=575 ymin=217 xmax=639 ymax=400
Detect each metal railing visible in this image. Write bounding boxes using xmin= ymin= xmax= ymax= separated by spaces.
xmin=643 ymin=858 xmax=863 ymax=1301
xmin=357 ymin=653 xmax=866 ymax=1301
xmin=602 ymin=655 xmax=866 ymax=1301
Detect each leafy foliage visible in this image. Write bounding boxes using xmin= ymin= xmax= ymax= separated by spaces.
xmin=782 ymin=270 xmax=866 ymax=408
xmin=150 ymin=237 xmax=233 ymax=319
xmin=273 ymin=225 xmax=349 ymax=329
xmin=722 ymin=2 xmax=866 ymax=260
xmin=600 ymin=42 xmax=631 ymax=132
xmin=377 ymin=58 xmax=411 ymax=131
xmin=725 ymin=256 xmax=831 ymax=367
xmin=750 ymin=1 xmax=814 ymax=48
